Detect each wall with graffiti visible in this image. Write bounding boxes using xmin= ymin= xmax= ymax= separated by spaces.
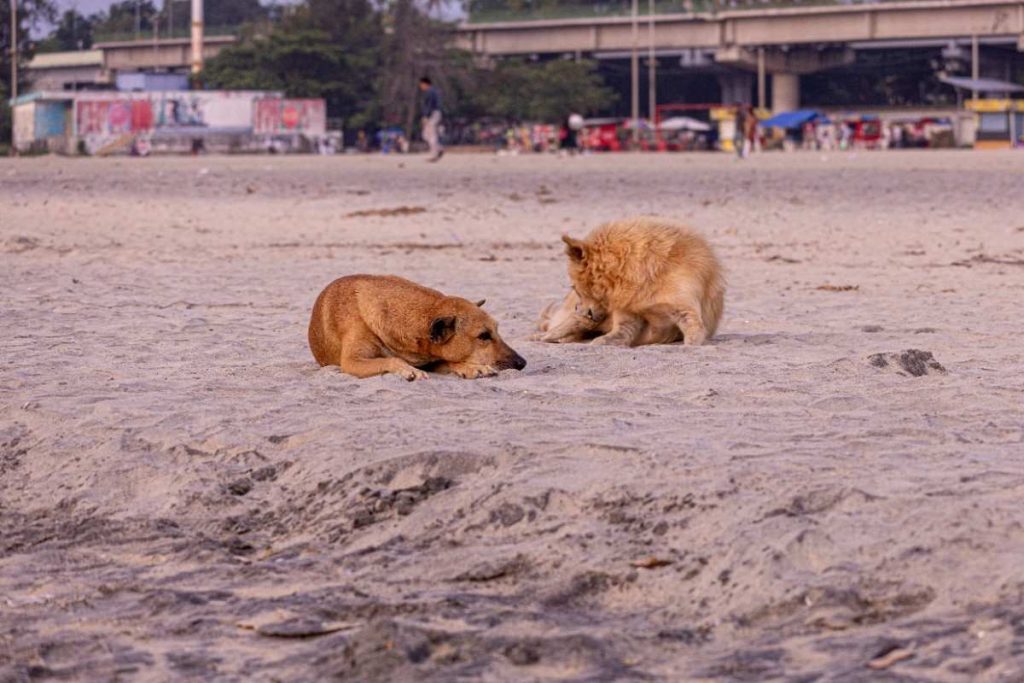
xmin=74 ymin=91 xmax=274 ymax=140
xmin=253 ymin=99 xmax=327 ymax=136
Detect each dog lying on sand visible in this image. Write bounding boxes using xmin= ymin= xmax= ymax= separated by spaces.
xmin=532 ymin=289 xmax=608 ymax=343
xmin=309 ymin=275 xmax=526 ymax=380
xmin=534 ymin=289 xmax=681 ymax=345
xmin=543 ymin=217 xmax=725 ymax=346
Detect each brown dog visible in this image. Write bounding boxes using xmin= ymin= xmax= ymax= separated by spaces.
xmin=559 ymin=217 xmax=725 ymax=346
xmin=308 ymin=275 xmax=526 ymax=380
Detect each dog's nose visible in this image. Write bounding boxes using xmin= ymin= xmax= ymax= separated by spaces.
xmin=510 ymin=353 xmax=527 ymax=371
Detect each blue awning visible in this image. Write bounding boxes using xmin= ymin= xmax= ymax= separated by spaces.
xmin=759 ymin=109 xmax=824 ymax=129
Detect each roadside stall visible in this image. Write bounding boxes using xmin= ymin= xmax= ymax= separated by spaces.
xmin=657 ymin=116 xmax=713 ymax=151
xmin=966 ymin=99 xmax=1024 ymax=149
xmin=758 ymin=109 xmax=829 ymax=150
xmin=940 ymin=76 xmax=1024 ymax=149
xmin=581 ymin=117 xmax=624 ymax=152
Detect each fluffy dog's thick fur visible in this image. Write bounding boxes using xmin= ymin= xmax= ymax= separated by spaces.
xmin=559 ymin=217 xmax=725 ymax=346
xmin=309 ymin=275 xmax=526 ymax=380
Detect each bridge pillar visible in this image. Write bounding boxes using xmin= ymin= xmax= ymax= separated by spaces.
xmin=771 ymin=73 xmax=799 ymax=113
xmin=718 ymin=72 xmax=754 ymax=106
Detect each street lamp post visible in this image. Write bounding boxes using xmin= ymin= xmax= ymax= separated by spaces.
xmin=9 ymin=0 xmax=17 ymax=103
xmin=630 ymin=0 xmax=638 ymax=143
xmin=191 ymin=0 xmax=204 ymax=75
xmin=757 ymin=47 xmax=765 ymax=110
xmin=648 ymin=0 xmax=656 ymax=126
xmin=971 ymin=34 xmax=979 ymax=102
xmin=8 ymin=0 xmax=16 ymax=155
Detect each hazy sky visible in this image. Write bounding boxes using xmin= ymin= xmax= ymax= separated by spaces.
xmin=35 ymin=0 xmax=459 ymax=35
xmin=33 ymin=0 xmax=294 ymax=36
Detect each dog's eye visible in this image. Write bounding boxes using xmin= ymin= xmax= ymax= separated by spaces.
xmin=478 ymin=331 xmax=492 ymax=342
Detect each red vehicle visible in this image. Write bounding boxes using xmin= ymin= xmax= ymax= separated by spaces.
xmin=847 ymin=117 xmax=883 ymax=149
xmin=581 ymin=118 xmax=623 ymax=152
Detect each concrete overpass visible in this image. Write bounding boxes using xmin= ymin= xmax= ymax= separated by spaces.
xmin=25 ymin=36 xmax=239 ymax=94
xmin=95 ymin=35 xmax=237 ymax=72
xmin=457 ymin=0 xmax=1024 ymax=111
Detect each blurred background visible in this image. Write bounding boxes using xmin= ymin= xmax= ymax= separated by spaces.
xmin=3 ymin=0 xmax=1024 ymax=155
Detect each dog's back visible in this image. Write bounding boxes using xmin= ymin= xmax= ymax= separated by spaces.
xmin=308 ymin=275 xmax=443 ymax=367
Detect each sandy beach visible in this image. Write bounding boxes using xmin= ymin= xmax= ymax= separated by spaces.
xmin=2 ymin=150 xmax=1023 ymax=681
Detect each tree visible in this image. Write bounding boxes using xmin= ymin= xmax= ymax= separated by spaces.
xmin=91 ymin=0 xmax=158 ymax=40
xmin=45 ymin=9 xmax=95 ymax=50
xmin=2 ymin=0 xmax=56 ymax=145
xmin=205 ymin=0 xmax=268 ymax=27
xmin=467 ymin=58 xmax=617 ymax=122
xmin=203 ymin=0 xmax=618 ymax=135
xmin=159 ymin=0 xmax=267 ymax=35
xmin=375 ymin=0 xmax=457 ymax=131
xmin=203 ymin=0 xmax=381 ymax=125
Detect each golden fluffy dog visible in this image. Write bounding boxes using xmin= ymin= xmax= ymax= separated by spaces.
xmin=557 ymin=217 xmax=725 ymax=346
xmin=309 ymin=275 xmax=526 ymax=380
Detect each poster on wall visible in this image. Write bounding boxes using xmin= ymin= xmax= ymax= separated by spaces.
xmin=253 ymin=99 xmax=327 ymax=136
xmin=74 ymin=91 xmax=280 ymax=142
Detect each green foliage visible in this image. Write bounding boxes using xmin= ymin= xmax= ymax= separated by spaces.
xmin=2 ymin=0 xmax=57 ymax=144
xmin=373 ymin=0 xmax=456 ymax=130
xmin=204 ymin=0 xmax=382 ymax=126
xmin=204 ymin=28 xmax=377 ymax=122
xmin=202 ymin=0 xmax=616 ymax=131
xmin=92 ymin=0 xmax=158 ymax=37
xmin=158 ymin=0 xmax=266 ymax=33
xmin=467 ymin=58 xmax=617 ymax=122
xmin=38 ymin=10 xmax=94 ymax=51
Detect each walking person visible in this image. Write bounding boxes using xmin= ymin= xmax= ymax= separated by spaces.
xmin=744 ymin=105 xmax=759 ymax=156
xmin=733 ymin=104 xmax=750 ymax=159
xmin=418 ymin=76 xmax=444 ymax=162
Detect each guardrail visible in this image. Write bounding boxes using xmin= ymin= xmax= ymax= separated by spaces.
xmin=92 ymin=25 xmax=239 ymax=44
xmin=467 ymin=0 xmax=937 ymax=23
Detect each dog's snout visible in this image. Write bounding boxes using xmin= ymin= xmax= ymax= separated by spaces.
xmin=497 ymin=349 xmax=526 ymax=371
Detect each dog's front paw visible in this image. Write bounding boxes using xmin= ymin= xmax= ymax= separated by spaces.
xmin=456 ymin=365 xmax=497 ymax=379
xmin=398 ymin=367 xmax=429 ymax=381
xmin=682 ymin=330 xmax=707 ymax=346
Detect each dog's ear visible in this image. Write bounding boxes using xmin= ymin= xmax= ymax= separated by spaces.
xmin=474 ymin=299 xmax=486 ymax=308
xmin=561 ymin=235 xmax=586 ymax=262
xmin=429 ymin=316 xmax=457 ymax=344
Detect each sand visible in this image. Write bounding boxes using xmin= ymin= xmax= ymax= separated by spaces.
xmin=1 ymin=150 xmax=1023 ymax=681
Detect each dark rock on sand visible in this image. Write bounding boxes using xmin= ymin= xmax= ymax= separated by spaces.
xmin=868 ymin=350 xmax=947 ymax=377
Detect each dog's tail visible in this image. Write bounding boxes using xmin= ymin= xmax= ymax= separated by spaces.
xmin=702 ymin=273 xmax=726 ymax=338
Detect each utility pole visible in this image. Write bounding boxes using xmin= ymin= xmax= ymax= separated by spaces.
xmin=648 ymin=0 xmax=656 ymax=125
xmin=8 ymin=0 xmax=15 ymax=155
xmin=757 ymin=47 xmax=765 ymax=110
xmin=971 ymin=34 xmax=979 ymax=102
xmin=630 ymin=0 xmax=638 ymax=143
xmin=9 ymin=0 xmax=17 ymax=103
xmin=191 ymin=0 xmax=203 ymax=76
